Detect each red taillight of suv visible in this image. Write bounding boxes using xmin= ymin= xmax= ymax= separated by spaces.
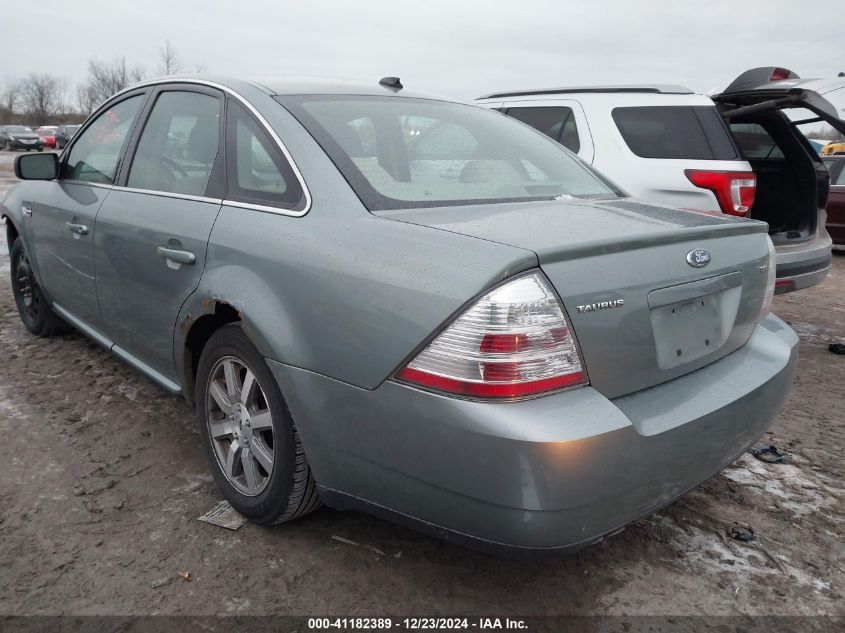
xmin=685 ymin=170 xmax=756 ymax=217
xmin=396 ymin=271 xmax=587 ymax=399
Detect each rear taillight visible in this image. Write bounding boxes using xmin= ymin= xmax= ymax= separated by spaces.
xmin=397 ymin=271 xmax=586 ymax=399
xmin=759 ymin=236 xmax=777 ymax=319
xmin=685 ymin=170 xmax=756 ymax=217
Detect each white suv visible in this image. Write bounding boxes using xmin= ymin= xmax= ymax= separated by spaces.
xmin=478 ymin=67 xmax=845 ymax=293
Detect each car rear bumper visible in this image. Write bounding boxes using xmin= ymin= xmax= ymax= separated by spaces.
xmin=268 ymin=313 xmax=798 ymax=554
xmin=773 ymin=234 xmax=832 ymax=293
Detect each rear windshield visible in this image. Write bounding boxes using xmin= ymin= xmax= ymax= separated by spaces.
xmin=280 ymin=96 xmax=620 ymax=211
xmin=612 ymin=106 xmax=738 ymax=160
xmin=6 ymin=126 xmax=31 ymax=133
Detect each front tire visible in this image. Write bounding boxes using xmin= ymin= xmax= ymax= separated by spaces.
xmin=196 ymin=324 xmax=320 ymax=524
xmin=10 ymin=238 xmax=65 ymax=336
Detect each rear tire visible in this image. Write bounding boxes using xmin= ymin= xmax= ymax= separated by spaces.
xmin=196 ymin=324 xmax=320 ymax=525
xmin=10 ymin=238 xmax=66 ymax=336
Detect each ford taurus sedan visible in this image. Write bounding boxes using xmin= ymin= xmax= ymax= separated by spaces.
xmin=1 ymin=76 xmax=798 ymax=553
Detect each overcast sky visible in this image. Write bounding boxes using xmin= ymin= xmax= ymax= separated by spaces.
xmin=2 ymin=0 xmax=843 ymax=102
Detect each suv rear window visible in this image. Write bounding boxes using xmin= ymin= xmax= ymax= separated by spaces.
xmin=612 ymin=106 xmax=738 ymax=160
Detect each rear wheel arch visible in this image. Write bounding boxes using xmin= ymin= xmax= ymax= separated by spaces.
xmin=181 ymin=301 xmax=242 ymax=405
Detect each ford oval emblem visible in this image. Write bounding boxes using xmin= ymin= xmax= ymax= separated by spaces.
xmin=686 ymin=249 xmax=711 ymax=268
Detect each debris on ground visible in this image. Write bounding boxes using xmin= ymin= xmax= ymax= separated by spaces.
xmin=750 ymin=445 xmax=787 ymax=464
xmin=728 ymin=526 xmax=756 ymax=542
xmin=197 ymin=500 xmax=248 ymax=531
xmin=331 ymin=535 xmax=401 ymax=558
xmin=151 ymin=577 xmax=172 ymax=589
xmin=178 ymin=570 xmax=193 ymax=582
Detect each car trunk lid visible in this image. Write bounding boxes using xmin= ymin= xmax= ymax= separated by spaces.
xmin=378 ymin=198 xmax=772 ymax=398
xmin=713 ymin=68 xmax=845 ymax=135
xmin=713 ymin=69 xmax=845 ymax=248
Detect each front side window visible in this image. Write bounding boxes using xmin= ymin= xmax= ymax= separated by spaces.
xmin=612 ymin=105 xmax=738 ymax=160
xmin=225 ymin=100 xmax=303 ymax=209
xmin=65 ymin=95 xmax=143 ymax=184
xmin=280 ymin=96 xmax=618 ymax=211
xmin=127 ymin=91 xmax=221 ymax=196
xmin=505 ymin=106 xmax=580 ymax=153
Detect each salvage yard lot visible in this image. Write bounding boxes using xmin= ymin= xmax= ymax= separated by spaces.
xmin=0 ymin=150 xmax=842 ymax=617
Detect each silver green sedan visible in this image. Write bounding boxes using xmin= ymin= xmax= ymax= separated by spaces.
xmin=1 ymin=76 xmax=797 ymax=554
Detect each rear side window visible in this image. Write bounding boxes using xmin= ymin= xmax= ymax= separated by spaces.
xmin=612 ymin=106 xmax=737 ymax=160
xmin=505 ymin=106 xmax=580 ymax=153
xmin=729 ymin=122 xmax=785 ymax=160
xmin=65 ymin=95 xmax=144 ymax=184
xmin=225 ymin=100 xmax=303 ymax=209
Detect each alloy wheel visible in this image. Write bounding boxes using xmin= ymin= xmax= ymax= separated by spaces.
xmin=205 ymin=356 xmax=275 ymax=496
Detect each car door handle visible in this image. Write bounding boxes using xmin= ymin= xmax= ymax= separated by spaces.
xmin=22 ymin=203 xmax=32 ymax=217
xmin=157 ymin=246 xmax=196 ymax=265
xmin=65 ymin=222 xmax=89 ymax=236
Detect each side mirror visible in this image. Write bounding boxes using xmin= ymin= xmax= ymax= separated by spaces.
xmin=14 ymin=153 xmax=59 ymax=180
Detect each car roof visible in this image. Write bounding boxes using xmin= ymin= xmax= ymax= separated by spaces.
xmin=476 ymin=85 xmax=694 ymax=100
xmin=128 ymin=75 xmax=449 ymax=101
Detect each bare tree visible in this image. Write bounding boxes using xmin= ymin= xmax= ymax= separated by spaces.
xmin=1 ymin=79 xmax=21 ymax=115
xmin=158 ymin=40 xmax=182 ymax=76
xmin=20 ymin=73 xmax=64 ymax=124
xmin=79 ymin=57 xmax=146 ymax=111
xmin=76 ymin=83 xmax=99 ymax=116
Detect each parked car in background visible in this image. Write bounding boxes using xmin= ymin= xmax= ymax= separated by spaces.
xmin=823 ymin=155 xmax=845 ymax=249
xmin=55 ymin=124 xmax=81 ymax=149
xmin=822 ymin=141 xmax=845 ymax=156
xmin=479 ymin=67 xmax=845 ymax=294
xmin=0 ymin=125 xmax=44 ymax=151
xmin=1 ymin=76 xmax=797 ymax=553
xmin=35 ymin=126 xmax=58 ymax=149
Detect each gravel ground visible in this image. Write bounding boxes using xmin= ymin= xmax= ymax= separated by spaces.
xmin=0 ymin=150 xmax=842 ymax=620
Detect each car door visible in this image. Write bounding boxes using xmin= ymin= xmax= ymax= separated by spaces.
xmin=29 ymin=92 xmax=147 ymax=329
xmin=93 ymin=85 xmax=225 ymax=387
